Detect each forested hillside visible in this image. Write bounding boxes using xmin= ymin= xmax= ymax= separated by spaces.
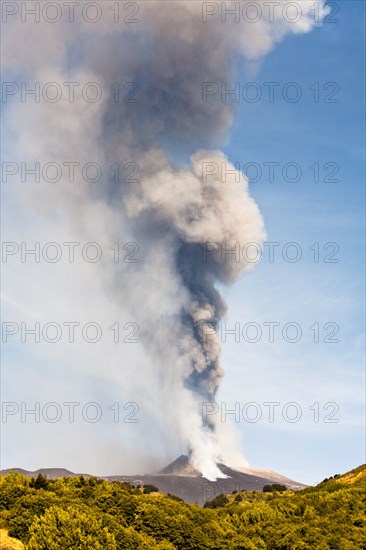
xmin=1 ymin=465 xmax=365 ymax=549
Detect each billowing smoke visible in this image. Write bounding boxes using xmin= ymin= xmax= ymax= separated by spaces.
xmin=121 ymin=148 xmax=266 ymax=478
xmin=3 ymin=1 xmax=328 ymax=479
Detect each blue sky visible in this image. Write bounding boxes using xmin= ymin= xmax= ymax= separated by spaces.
xmin=217 ymin=0 xmax=365 ymax=483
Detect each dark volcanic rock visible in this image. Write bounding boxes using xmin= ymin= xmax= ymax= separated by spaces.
xmin=106 ymin=455 xmax=306 ymax=504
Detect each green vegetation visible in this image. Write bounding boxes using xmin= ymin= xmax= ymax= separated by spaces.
xmin=203 ymin=493 xmax=229 ymax=508
xmin=0 ymin=466 xmax=365 ymax=549
xmin=262 ymin=483 xmax=287 ymax=493
xmin=142 ymin=484 xmax=159 ymax=495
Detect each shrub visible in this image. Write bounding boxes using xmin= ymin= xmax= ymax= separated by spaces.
xmin=27 ymin=506 xmax=116 ymax=550
xmin=203 ymin=493 xmax=229 ymax=508
xmin=263 ymin=484 xmax=287 ymax=493
xmin=143 ymin=485 xmax=159 ymax=495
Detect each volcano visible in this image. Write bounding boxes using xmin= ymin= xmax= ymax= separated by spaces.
xmin=2 ymin=456 xmax=306 ymax=505
xmin=125 ymin=455 xmax=307 ymax=504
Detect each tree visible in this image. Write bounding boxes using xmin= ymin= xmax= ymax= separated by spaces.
xmin=0 ymin=472 xmax=30 ymax=511
xmin=263 ymin=484 xmax=287 ymax=493
xmin=1 ymin=466 xmax=365 ymax=549
xmin=30 ymin=474 xmax=49 ymax=490
xmin=143 ymin=484 xmax=159 ymax=494
xmin=27 ymin=506 xmax=116 ymax=550
xmin=203 ymin=493 xmax=229 ymax=508
xmin=6 ymin=492 xmax=57 ymax=542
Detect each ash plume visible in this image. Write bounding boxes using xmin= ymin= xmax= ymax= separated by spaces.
xmin=3 ymin=1 xmax=329 ymax=479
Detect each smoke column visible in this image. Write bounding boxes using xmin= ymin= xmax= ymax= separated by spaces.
xmin=3 ymin=1 xmax=328 ymax=479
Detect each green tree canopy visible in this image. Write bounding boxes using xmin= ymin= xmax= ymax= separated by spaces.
xmin=27 ymin=505 xmax=116 ymax=550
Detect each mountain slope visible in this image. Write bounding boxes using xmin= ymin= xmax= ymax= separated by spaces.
xmin=0 ymin=465 xmax=364 ymax=549
xmin=1 ymin=456 xmax=306 ymax=505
